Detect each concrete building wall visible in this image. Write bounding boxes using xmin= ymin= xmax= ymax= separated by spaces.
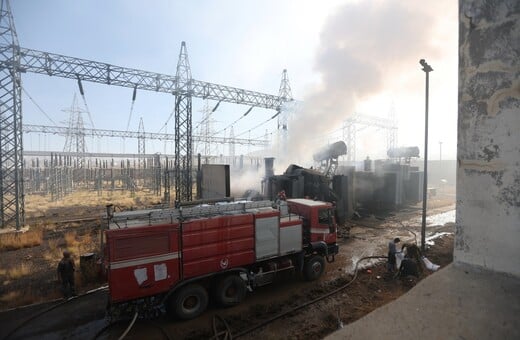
xmin=456 ymin=0 xmax=520 ymax=276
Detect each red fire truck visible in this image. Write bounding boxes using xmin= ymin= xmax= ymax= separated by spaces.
xmin=103 ymin=198 xmax=339 ymax=320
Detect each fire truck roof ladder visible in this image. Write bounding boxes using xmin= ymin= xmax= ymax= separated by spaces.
xmin=108 ymin=200 xmax=274 ymax=229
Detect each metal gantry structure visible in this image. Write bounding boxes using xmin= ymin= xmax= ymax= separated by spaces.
xmin=0 ymin=0 xmax=23 ymax=229
xmin=0 ymin=0 xmax=291 ymax=228
xmin=342 ymin=112 xmax=398 ymax=162
xmin=23 ymin=124 xmax=269 ymax=147
xmin=137 ymin=118 xmax=145 ymax=159
xmin=277 ymin=69 xmax=293 ymax=151
xmin=62 ymin=93 xmax=87 ymax=167
xmin=174 ymin=42 xmax=193 ymax=202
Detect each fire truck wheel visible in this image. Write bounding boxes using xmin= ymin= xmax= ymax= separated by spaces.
xmin=303 ymin=255 xmax=325 ymax=281
xmin=214 ymin=275 xmax=247 ymax=307
xmin=168 ymin=284 xmax=208 ymax=320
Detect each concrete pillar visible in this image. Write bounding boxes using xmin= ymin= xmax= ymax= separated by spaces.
xmin=456 ymin=0 xmax=520 ymax=276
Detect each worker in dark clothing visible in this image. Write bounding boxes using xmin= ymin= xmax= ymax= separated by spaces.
xmin=397 ymin=258 xmax=419 ymax=278
xmin=57 ymin=250 xmax=76 ymax=298
xmin=401 ymin=243 xmax=423 ymax=275
xmin=387 ymin=238 xmax=400 ymax=272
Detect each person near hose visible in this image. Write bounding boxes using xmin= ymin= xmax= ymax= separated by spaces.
xmin=387 ymin=237 xmax=400 ymax=272
xmin=397 ymin=257 xmax=419 ymax=278
xmin=57 ymin=250 xmax=76 ymax=298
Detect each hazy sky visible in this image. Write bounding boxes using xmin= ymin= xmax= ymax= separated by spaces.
xmin=10 ymin=0 xmax=458 ymax=162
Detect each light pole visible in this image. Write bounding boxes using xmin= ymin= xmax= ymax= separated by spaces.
xmin=420 ymin=59 xmax=433 ymax=253
xmin=439 ymin=141 xmax=443 ymax=163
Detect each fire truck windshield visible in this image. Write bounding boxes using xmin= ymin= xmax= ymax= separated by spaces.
xmin=318 ymin=208 xmax=331 ymax=226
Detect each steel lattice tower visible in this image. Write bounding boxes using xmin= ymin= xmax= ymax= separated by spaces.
xmin=138 ymin=117 xmax=145 ymax=158
xmin=174 ymin=41 xmax=193 ymax=202
xmin=199 ymin=99 xmax=213 ymax=157
xmin=62 ymin=93 xmax=86 ymax=168
xmin=342 ymin=112 xmax=398 ymax=162
xmin=386 ymin=105 xmax=398 ymax=153
xmin=229 ymin=126 xmax=235 ymax=160
xmin=0 ymin=0 xmax=24 ymax=229
xmin=277 ymin=69 xmax=292 ymax=152
xmin=343 ymin=121 xmax=357 ymax=162
xmin=0 ymin=4 xmax=285 ymax=222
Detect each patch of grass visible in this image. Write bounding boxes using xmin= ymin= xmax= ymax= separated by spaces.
xmin=0 ymin=229 xmax=43 ymax=251
xmin=3 ymin=262 xmax=31 ymax=280
xmin=25 ymin=190 xmax=163 ymax=223
xmin=43 ymin=237 xmax=63 ymax=262
xmin=64 ymin=230 xmax=78 ymax=247
xmin=44 ymin=231 xmax=98 ymax=266
xmin=76 ymin=233 xmax=92 ymax=255
xmin=0 ymin=286 xmax=61 ymax=310
xmin=47 ymin=237 xmax=61 ymax=250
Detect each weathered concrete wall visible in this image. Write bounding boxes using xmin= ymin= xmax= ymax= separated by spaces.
xmin=456 ymin=0 xmax=520 ymax=276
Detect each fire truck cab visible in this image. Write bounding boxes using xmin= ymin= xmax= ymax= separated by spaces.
xmin=103 ymin=198 xmax=338 ymax=320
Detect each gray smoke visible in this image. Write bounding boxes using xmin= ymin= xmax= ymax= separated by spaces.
xmin=284 ymin=0 xmax=450 ymax=166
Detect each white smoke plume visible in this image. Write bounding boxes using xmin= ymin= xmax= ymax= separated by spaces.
xmin=281 ymin=0 xmax=452 ymax=168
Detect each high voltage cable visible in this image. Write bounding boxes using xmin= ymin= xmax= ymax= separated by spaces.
xmin=235 ymin=111 xmax=279 ymax=138
xmin=125 ymin=86 xmax=137 ymax=131
xmin=251 ymin=131 xmax=272 ymax=140
xmin=212 ymin=106 xmax=254 ymax=137
xmin=193 ymin=114 xmax=210 ymax=132
xmin=21 ymin=87 xmax=57 ymax=126
xmin=76 ymin=77 xmax=95 ymax=128
xmin=193 ymin=100 xmax=222 ymax=132
xmin=158 ymin=106 xmax=175 ymax=133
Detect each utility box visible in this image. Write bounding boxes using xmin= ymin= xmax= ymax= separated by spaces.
xmin=80 ymin=252 xmax=97 ymax=283
xmin=199 ymin=164 xmax=230 ymax=199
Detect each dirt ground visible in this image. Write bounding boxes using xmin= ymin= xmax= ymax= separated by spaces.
xmin=0 ymin=190 xmax=161 ymax=310
xmin=0 ymin=190 xmax=455 ymax=340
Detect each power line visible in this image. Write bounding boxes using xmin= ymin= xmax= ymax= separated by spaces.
xmin=125 ymin=86 xmax=137 ymax=131
xmin=235 ymin=110 xmax=279 ymax=138
xmin=76 ymin=77 xmax=95 ymax=128
xmin=193 ymin=100 xmax=222 ymax=132
xmin=252 ymin=130 xmax=272 ymax=140
xmin=21 ymin=87 xmax=57 ymax=126
xmin=212 ymin=106 xmax=254 ymax=136
xmin=158 ymin=105 xmax=175 ymax=133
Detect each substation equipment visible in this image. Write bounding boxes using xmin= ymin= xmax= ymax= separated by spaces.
xmin=262 ymin=143 xmax=424 ymax=225
xmin=0 ymin=0 xmax=293 ymax=229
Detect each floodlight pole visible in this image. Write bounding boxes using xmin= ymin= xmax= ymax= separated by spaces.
xmin=420 ymin=59 xmax=433 ymax=253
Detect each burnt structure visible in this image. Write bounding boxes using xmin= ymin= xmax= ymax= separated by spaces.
xmin=313 ymin=141 xmax=347 ymax=178
xmin=262 ymin=144 xmax=424 ymax=223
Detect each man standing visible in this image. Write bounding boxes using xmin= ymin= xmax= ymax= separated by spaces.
xmin=387 ymin=238 xmax=400 ymax=272
xmin=57 ymin=250 xmax=76 ymax=298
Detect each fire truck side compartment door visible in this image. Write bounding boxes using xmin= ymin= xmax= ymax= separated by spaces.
xmin=279 ymin=218 xmax=302 ymax=255
xmin=255 ymin=215 xmax=279 ymax=259
xmin=106 ymin=225 xmax=180 ymax=303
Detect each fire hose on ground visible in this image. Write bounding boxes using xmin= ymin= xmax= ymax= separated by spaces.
xmin=91 ymin=314 xmax=172 ymax=340
xmin=211 ymin=255 xmax=390 ymax=340
xmin=4 ymin=240 xmax=440 ymax=339
xmin=94 ymin=256 xmax=391 ymax=340
xmin=3 ymin=285 xmax=108 ymax=340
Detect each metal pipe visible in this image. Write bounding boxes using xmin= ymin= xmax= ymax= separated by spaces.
xmin=420 ymin=59 xmax=433 ymax=253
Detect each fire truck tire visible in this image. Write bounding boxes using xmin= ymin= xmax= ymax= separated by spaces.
xmin=214 ymin=275 xmax=247 ymax=307
xmin=168 ymin=284 xmax=208 ymax=320
xmin=303 ymin=255 xmax=325 ymax=281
